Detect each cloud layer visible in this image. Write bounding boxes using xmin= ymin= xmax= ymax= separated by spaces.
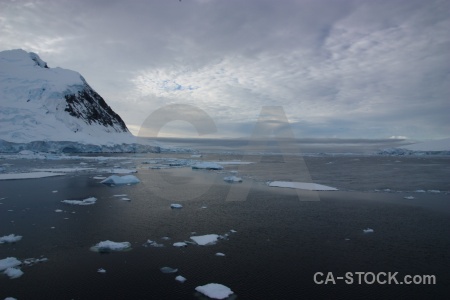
xmin=1 ymin=0 xmax=449 ymax=139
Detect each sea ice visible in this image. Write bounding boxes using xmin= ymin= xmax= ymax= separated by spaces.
xmin=4 ymin=297 xmax=17 ymax=300
xmin=191 ymin=154 xmax=202 ymax=158
xmin=428 ymin=190 xmax=441 ymax=193
xmin=363 ymin=228 xmax=374 ymax=233
xmin=3 ymin=267 xmax=23 ymax=279
xmin=23 ymin=258 xmax=48 ymax=266
xmin=0 ymin=257 xmax=21 ymax=271
xmin=268 ymin=181 xmax=338 ymax=191
xmin=33 ymin=167 xmax=95 ymax=173
xmin=108 ymin=168 xmax=137 ymax=174
xmin=404 ymin=196 xmax=415 ymax=200
xmin=97 ymin=268 xmax=106 ymax=273
xmin=143 ymin=240 xmax=164 ymax=248
xmin=171 ymin=204 xmax=183 ymax=209
xmin=223 ymin=176 xmax=243 ymax=183
xmin=93 ymin=176 xmax=106 ymax=180
xmin=230 ymin=230 xmax=237 ymax=233
xmin=100 ymin=175 xmax=140 ymax=185
xmin=192 ymin=162 xmax=223 ymax=170
xmin=0 ymin=172 xmax=65 ymax=180
xmin=215 ymin=252 xmax=225 ymax=256
xmin=61 ymin=197 xmax=97 ymax=206
xmin=173 ymin=242 xmax=188 ymax=247
xmin=52 ymin=190 xmax=58 ymax=193
xmin=195 ymin=283 xmax=234 ymax=299
xmin=414 ymin=190 xmax=426 ymax=193
xmin=55 ymin=209 xmax=63 ymax=212
xmin=175 ymin=275 xmax=187 ymax=283
xmin=90 ymin=240 xmax=131 ymax=252
xmin=0 ymin=234 xmax=22 ymax=244
xmin=160 ymin=267 xmax=178 ymax=273
xmin=190 ymin=234 xmax=219 ymax=246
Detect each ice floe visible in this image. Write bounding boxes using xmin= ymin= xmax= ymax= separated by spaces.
xmin=404 ymin=196 xmax=415 ymax=200
xmin=143 ymin=240 xmax=164 ymax=248
xmin=93 ymin=176 xmax=106 ymax=180
xmin=195 ymin=283 xmax=234 ymax=299
xmin=215 ymin=252 xmax=225 ymax=257
xmin=213 ymin=161 xmax=253 ymax=165
xmin=414 ymin=189 xmax=426 ymax=193
xmin=23 ymin=258 xmax=48 ymax=266
xmin=0 ymin=257 xmax=21 ymax=271
xmin=268 ymin=181 xmax=338 ymax=191
xmin=175 ymin=275 xmax=187 ymax=283
xmin=4 ymin=297 xmax=17 ymax=300
xmin=363 ymin=228 xmax=374 ymax=234
xmin=230 ymin=230 xmax=237 ymax=233
xmin=190 ymin=234 xmax=219 ymax=246
xmin=4 ymin=267 xmax=23 ymax=279
xmin=97 ymin=268 xmax=106 ymax=273
xmin=192 ymin=162 xmax=223 ymax=170
xmin=160 ymin=267 xmax=178 ymax=274
xmin=223 ymin=176 xmax=242 ymax=183
xmin=90 ymin=240 xmax=132 ymax=252
xmin=103 ymin=168 xmax=137 ymax=174
xmin=0 ymin=234 xmax=22 ymax=244
xmin=61 ymin=197 xmax=97 ymax=206
xmin=0 ymin=172 xmax=65 ymax=180
xmin=100 ymin=175 xmax=140 ymax=186
xmin=55 ymin=209 xmax=63 ymax=212
xmin=173 ymin=242 xmax=188 ymax=247
xmin=170 ymin=204 xmax=183 ymax=209
xmin=33 ymin=167 xmax=96 ymax=173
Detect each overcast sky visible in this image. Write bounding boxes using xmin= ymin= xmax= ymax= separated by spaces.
xmin=1 ymin=0 xmax=449 ymax=140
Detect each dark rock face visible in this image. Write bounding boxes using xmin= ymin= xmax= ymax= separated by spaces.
xmin=64 ymin=82 xmax=128 ymax=133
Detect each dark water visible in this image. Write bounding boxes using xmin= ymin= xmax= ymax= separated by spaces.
xmin=0 ymin=152 xmax=449 ymax=299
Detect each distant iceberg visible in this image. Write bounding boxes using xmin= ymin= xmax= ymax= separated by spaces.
xmin=90 ymin=240 xmax=131 ymax=252
xmin=61 ymin=197 xmax=97 ymax=206
xmin=0 ymin=257 xmax=21 ymax=271
xmin=195 ymin=283 xmax=234 ymax=299
xmin=192 ymin=162 xmax=223 ymax=170
xmin=0 ymin=234 xmax=22 ymax=244
xmin=190 ymin=234 xmax=219 ymax=246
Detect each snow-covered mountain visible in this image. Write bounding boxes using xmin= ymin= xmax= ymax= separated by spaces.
xmin=0 ymin=49 xmax=136 ymax=147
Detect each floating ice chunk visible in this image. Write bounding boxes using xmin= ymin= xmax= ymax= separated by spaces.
xmin=268 ymin=181 xmax=338 ymax=191
xmin=223 ymin=176 xmax=242 ymax=183
xmin=363 ymin=228 xmax=374 ymax=234
xmin=404 ymin=196 xmax=415 ymax=200
xmin=33 ymin=168 xmax=96 ymax=173
xmin=414 ymin=189 xmax=426 ymax=193
xmin=190 ymin=234 xmax=219 ymax=246
xmin=160 ymin=267 xmax=178 ymax=274
xmin=97 ymin=268 xmax=106 ymax=273
xmin=90 ymin=240 xmax=131 ymax=252
xmin=19 ymin=150 xmax=34 ymax=155
xmin=215 ymin=252 xmax=225 ymax=257
xmin=93 ymin=176 xmax=106 ymax=180
xmin=175 ymin=275 xmax=187 ymax=283
xmin=191 ymin=154 xmax=202 ymax=158
xmin=108 ymin=168 xmax=137 ymax=174
xmin=120 ymin=198 xmax=131 ymax=201
xmin=173 ymin=242 xmax=187 ymax=247
xmin=52 ymin=190 xmax=58 ymax=193
xmin=23 ymin=258 xmax=48 ymax=266
xmin=195 ymin=283 xmax=234 ymax=299
xmin=212 ymin=161 xmax=253 ymax=165
xmin=0 ymin=257 xmax=21 ymax=271
xmin=230 ymin=230 xmax=237 ymax=233
xmin=0 ymin=234 xmax=22 ymax=244
xmin=0 ymin=172 xmax=65 ymax=180
xmin=428 ymin=190 xmax=441 ymax=193
xmin=4 ymin=297 xmax=17 ymax=300
xmin=100 ymin=175 xmax=140 ymax=185
xmin=143 ymin=240 xmax=164 ymax=248
xmin=161 ymin=237 xmax=171 ymax=240
xmin=61 ymin=197 xmax=97 ymax=206
xmin=192 ymin=162 xmax=223 ymax=170
xmin=4 ymin=267 xmax=23 ymax=279
xmin=55 ymin=209 xmax=63 ymax=212
xmin=113 ymin=194 xmax=127 ymax=197
xmin=171 ymin=204 xmax=183 ymax=209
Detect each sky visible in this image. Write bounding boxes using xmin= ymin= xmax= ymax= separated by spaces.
xmin=0 ymin=0 xmax=449 ymax=140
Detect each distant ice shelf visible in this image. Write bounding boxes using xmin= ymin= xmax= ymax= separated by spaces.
xmin=0 ymin=171 xmax=65 ymax=180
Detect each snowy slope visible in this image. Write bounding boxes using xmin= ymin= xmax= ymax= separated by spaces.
xmin=0 ymin=49 xmax=135 ymax=145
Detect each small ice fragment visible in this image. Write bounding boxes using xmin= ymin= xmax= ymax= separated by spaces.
xmin=171 ymin=204 xmax=183 ymax=209
xmin=192 ymin=162 xmax=223 ymax=170
xmin=52 ymin=190 xmax=58 ymax=193
xmin=345 ymin=238 xmax=350 ymax=241
xmin=93 ymin=176 xmax=106 ymax=180
xmin=223 ymin=176 xmax=243 ymax=183
xmin=55 ymin=209 xmax=63 ymax=213
xmin=201 ymin=206 xmax=207 ymax=209
xmin=120 ymin=198 xmax=131 ymax=201
xmin=113 ymin=194 xmax=127 ymax=197
xmin=414 ymin=189 xmax=426 ymax=193
xmin=195 ymin=283 xmax=234 ymax=300
xmin=143 ymin=240 xmax=164 ymax=248
xmin=61 ymin=197 xmax=97 ymax=206
xmin=0 ymin=234 xmax=22 ymax=244
xmin=4 ymin=267 xmax=23 ymax=279
xmin=0 ymin=257 xmax=21 ymax=271
xmin=160 ymin=267 xmax=178 ymax=273
xmin=363 ymin=228 xmax=374 ymax=234
xmin=100 ymin=175 xmax=140 ymax=185
xmin=268 ymin=181 xmax=338 ymax=191
xmin=404 ymin=196 xmax=415 ymax=200
xmin=190 ymin=234 xmax=219 ymax=246
xmin=161 ymin=236 xmax=170 ymax=240
xmin=428 ymin=190 xmax=440 ymax=193
xmin=90 ymin=240 xmax=132 ymax=252
xmin=173 ymin=242 xmax=187 ymax=247
xmin=97 ymin=268 xmax=106 ymax=273
xmin=175 ymin=275 xmax=187 ymax=283
xmin=4 ymin=297 xmax=17 ymax=300
xmin=215 ymin=252 xmax=225 ymax=256
xmin=230 ymin=230 xmax=237 ymax=233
